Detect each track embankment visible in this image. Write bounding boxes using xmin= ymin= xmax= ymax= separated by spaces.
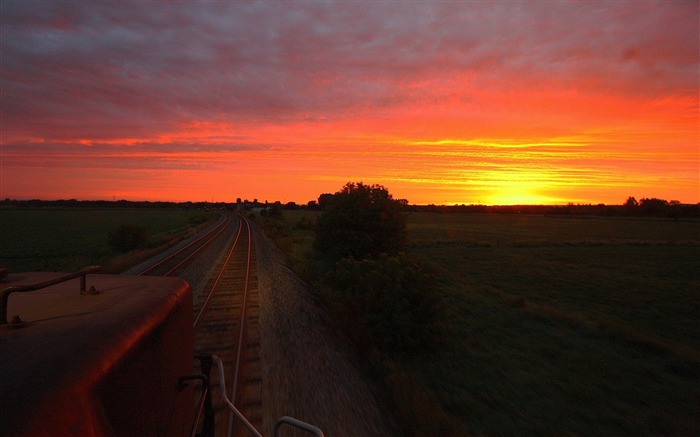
xmin=252 ymin=224 xmax=396 ymax=437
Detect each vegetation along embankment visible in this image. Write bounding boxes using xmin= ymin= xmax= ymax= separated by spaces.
xmin=254 ymin=184 xmax=700 ymax=436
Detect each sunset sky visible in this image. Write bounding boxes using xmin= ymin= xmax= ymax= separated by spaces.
xmin=1 ymin=1 xmax=698 ymax=205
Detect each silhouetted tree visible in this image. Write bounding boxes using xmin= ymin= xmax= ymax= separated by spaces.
xmin=269 ymin=201 xmax=283 ymax=217
xmin=639 ymin=197 xmax=670 ymax=216
xmin=317 ymin=193 xmax=333 ymax=209
xmin=313 ymin=182 xmax=407 ymax=262
xmin=625 ymin=196 xmax=639 ymax=207
xmin=311 ymin=183 xmax=441 ymax=354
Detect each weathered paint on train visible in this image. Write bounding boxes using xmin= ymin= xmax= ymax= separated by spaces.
xmin=0 ymin=273 xmax=194 ymax=436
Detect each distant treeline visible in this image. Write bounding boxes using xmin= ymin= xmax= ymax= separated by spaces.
xmin=2 ymin=196 xmax=698 ymax=218
xmin=299 ymin=196 xmax=700 ymax=219
xmin=0 ymin=198 xmax=230 ymax=210
xmin=403 ymin=198 xmax=700 ymax=219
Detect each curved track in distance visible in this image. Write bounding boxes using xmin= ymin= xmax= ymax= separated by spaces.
xmin=135 ymin=214 xmax=233 ymax=277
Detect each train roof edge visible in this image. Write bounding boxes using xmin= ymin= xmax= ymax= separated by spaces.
xmin=0 ymin=272 xmax=193 ymax=436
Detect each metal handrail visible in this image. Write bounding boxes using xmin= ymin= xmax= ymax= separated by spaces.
xmin=211 ymin=355 xmax=263 ymax=437
xmin=209 ymin=355 xmax=324 ymax=437
xmin=0 ymin=265 xmax=101 ymax=325
xmin=274 ymin=416 xmax=325 ymax=437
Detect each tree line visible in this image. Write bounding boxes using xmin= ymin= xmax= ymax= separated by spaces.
xmin=3 ymin=195 xmax=697 ymax=218
xmin=268 ymin=196 xmax=700 ymax=219
xmin=0 ymin=198 xmax=228 ymax=210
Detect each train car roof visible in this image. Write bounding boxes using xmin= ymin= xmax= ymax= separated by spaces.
xmin=0 ymin=272 xmax=191 ymax=436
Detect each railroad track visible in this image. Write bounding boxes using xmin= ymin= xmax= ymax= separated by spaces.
xmin=134 ymin=214 xmax=320 ymax=437
xmin=133 ymin=212 xmax=262 ymax=436
xmin=135 ymin=214 xmax=233 ymax=277
xmin=192 ymin=215 xmax=262 ymax=437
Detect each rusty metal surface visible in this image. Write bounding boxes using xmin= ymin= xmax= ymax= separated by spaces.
xmin=0 ymin=273 xmax=192 ymax=436
xmin=0 ymin=265 xmax=100 ymax=325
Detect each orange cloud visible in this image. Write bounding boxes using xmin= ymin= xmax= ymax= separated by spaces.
xmin=1 ymin=1 xmax=697 ymax=204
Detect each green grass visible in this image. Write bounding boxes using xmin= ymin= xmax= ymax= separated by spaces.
xmin=0 ymin=207 xmax=218 ymax=272
xmin=407 ymin=212 xmax=700 ymax=245
xmin=257 ymin=210 xmax=319 ymax=271
xmin=407 ymin=213 xmax=700 ymax=435
xmin=273 ymin=210 xmax=700 ymax=435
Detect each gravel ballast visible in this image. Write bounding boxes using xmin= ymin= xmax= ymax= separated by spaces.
xmin=125 ymin=214 xmax=395 ymax=435
xmin=252 ymin=224 xmax=396 ymax=437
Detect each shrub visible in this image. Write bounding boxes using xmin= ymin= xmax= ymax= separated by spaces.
xmin=292 ymin=216 xmax=314 ymax=231
xmin=108 ymin=224 xmax=149 ymax=252
xmin=319 ymin=254 xmax=443 ymax=352
xmin=188 ymin=214 xmax=209 ymax=225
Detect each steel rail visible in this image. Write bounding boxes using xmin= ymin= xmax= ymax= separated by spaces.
xmin=158 ymin=216 xmax=231 ymax=277
xmin=228 ymin=216 xmax=253 ymax=437
xmin=191 ymin=216 xmax=243 ymax=330
xmin=137 ymin=214 xmax=232 ymax=277
xmin=164 ymin=215 xmax=323 ymax=436
xmin=188 ymin=215 xmax=256 ymax=436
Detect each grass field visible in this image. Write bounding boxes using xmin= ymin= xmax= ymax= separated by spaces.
xmin=0 ymin=207 xmax=218 ymax=273
xmin=269 ymin=210 xmax=700 ymax=435
xmin=3 ymin=207 xmax=698 ymax=434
